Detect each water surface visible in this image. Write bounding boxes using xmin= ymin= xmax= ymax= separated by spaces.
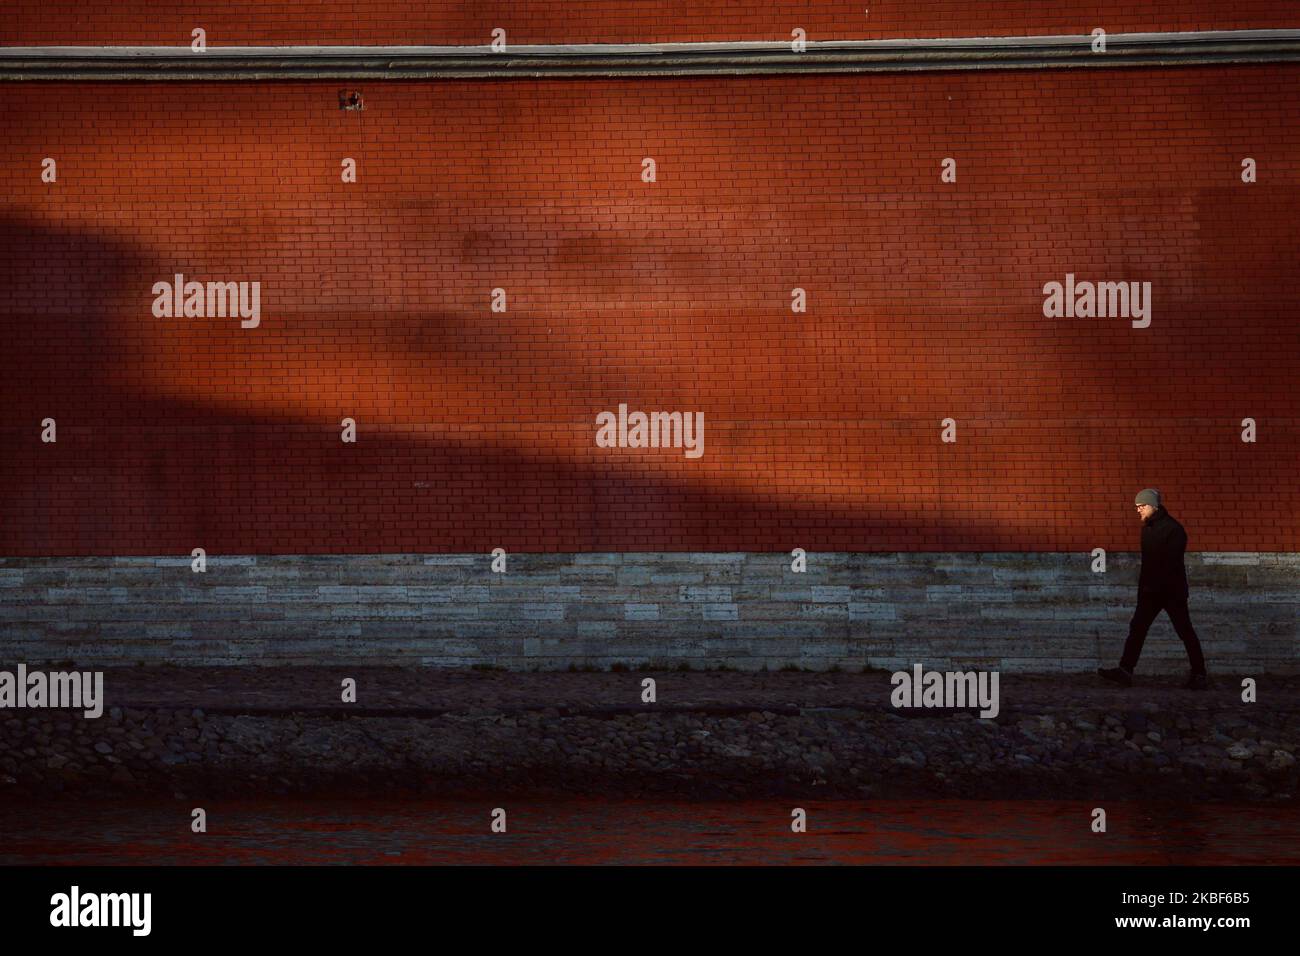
xmin=1 ymin=799 xmax=1294 ymax=865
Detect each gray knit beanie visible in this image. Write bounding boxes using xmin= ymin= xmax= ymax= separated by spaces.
xmin=1134 ymin=488 xmax=1161 ymax=508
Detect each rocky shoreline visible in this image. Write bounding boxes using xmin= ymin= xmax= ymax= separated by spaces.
xmin=1 ymin=669 xmax=1295 ymax=802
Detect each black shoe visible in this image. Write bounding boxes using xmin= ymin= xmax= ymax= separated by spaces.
xmin=1097 ymin=666 xmax=1133 ymax=687
xmin=1184 ymin=672 xmax=1210 ymax=691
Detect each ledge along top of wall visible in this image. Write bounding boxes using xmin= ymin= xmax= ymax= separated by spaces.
xmin=3 ymin=30 xmax=1300 ymax=80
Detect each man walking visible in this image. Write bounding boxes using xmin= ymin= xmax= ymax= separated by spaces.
xmin=1099 ymin=489 xmax=1210 ymax=689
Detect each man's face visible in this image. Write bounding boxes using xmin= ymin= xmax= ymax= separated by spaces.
xmin=1135 ymin=503 xmax=1156 ymax=522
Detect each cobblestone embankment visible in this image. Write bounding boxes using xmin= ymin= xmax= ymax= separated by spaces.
xmin=1 ymin=669 xmax=1295 ymax=802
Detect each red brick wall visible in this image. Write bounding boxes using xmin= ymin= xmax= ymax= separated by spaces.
xmin=2 ymin=1 xmax=1298 ymax=45
xmin=2 ymin=65 xmax=1298 ymax=554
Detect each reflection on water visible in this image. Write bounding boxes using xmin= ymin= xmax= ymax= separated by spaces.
xmin=1 ymin=799 xmax=1296 ymax=865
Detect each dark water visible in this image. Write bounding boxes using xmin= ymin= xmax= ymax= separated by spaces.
xmin=1 ymin=799 xmax=1296 ymax=865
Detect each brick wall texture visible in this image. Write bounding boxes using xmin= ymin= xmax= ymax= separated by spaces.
xmin=2 ymin=66 xmax=1297 ymax=555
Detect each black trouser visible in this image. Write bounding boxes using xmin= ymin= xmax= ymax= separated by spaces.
xmin=1119 ymin=590 xmax=1206 ymax=675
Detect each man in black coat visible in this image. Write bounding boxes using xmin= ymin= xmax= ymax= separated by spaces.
xmin=1099 ymin=489 xmax=1210 ymax=689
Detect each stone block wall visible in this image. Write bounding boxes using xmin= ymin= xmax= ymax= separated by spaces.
xmin=2 ymin=552 xmax=1294 ymax=672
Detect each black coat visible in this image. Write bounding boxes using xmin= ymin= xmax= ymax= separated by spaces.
xmin=1138 ymin=506 xmax=1190 ymax=599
